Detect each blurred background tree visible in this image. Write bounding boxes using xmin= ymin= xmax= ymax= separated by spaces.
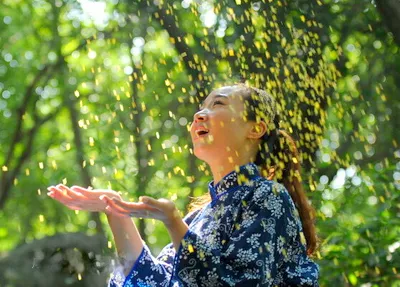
xmin=0 ymin=0 xmax=398 ymax=286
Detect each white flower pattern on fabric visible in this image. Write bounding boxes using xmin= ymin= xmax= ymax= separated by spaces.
xmin=108 ymin=162 xmax=319 ymax=287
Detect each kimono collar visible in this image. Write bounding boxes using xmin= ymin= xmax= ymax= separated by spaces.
xmin=208 ymin=162 xmax=261 ymax=201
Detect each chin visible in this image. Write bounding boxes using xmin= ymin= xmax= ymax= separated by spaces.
xmin=193 ymin=146 xmax=221 ymax=164
xmin=193 ymin=148 xmax=208 ymax=161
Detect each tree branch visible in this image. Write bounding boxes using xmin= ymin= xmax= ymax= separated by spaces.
xmin=0 ymin=30 xmax=115 ymax=211
xmin=153 ymin=3 xmax=209 ymax=97
xmin=0 ymin=107 xmax=61 ymax=209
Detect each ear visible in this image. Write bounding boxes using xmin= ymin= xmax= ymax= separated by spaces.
xmin=247 ymin=121 xmax=268 ymax=140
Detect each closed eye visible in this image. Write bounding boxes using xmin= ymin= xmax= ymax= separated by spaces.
xmin=198 ymin=100 xmax=225 ymax=111
xmin=213 ymin=100 xmax=224 ymax=106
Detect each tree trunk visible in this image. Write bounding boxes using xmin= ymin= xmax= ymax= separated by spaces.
xmin=376 ymin=0 xmax=400 ymax=46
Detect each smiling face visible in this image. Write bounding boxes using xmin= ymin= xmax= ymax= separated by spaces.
xmin=190 ymin=85 xmax=263 ymax=165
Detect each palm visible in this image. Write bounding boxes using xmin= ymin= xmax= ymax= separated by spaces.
xmin=47 ymin=184 xmax=122 ymax=213
xmin=102 ymin=196 xmax=180 ymax=226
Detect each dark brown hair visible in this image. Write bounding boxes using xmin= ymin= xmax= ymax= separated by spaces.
xmin=189 ymin=84 xmax=318 ymax=255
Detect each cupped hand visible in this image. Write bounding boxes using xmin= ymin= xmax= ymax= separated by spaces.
xmin=47 ymin=184 xmax=122 ymax=213
xmin=101 ymin=196 xmax=181 ymax=227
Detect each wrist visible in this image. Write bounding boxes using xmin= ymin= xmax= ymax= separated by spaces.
xmin=106 ymin=212 xmax=131 ymax=225
xmin=164 ymin=211 xmax=189 ymax=251
xmin=164 ymin=209 xmax=184 ymax=229
xmin=103 ymin=193 xmax=122 ymax=214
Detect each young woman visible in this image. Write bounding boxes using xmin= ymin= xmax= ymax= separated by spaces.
xmin=48 ymin=84 xmax=320 ymax=286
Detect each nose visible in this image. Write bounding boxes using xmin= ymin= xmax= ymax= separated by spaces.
xmin=193 ymin=110 xmax=208 ymax=123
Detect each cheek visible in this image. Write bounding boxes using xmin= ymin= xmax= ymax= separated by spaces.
xmin=211 ymin=114 xmax=248 ymax=143
xmin=189 ymin=123 xmax=195 ymax=135
xmin=209 ymin=112 xmax=235 ymax=129
xmin=210 ymin=120 xmax=225 ymax=132
xmin=210 ymin=115 xmax=241 ymax=134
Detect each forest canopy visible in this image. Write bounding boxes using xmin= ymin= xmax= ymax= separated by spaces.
xmin=0 ymin=0 xmax=399 ymax=286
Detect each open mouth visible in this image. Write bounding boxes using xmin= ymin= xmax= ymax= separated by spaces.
xmin=196 ymin=129 xmax=209 ymax=137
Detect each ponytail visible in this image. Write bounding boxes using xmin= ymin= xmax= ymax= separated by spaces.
xmin=257 ymin=123 xmax=318 ymax=255
xmin=242 ymin=84 xmax=318 ymax=255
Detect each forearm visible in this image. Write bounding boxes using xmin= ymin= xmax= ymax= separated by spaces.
xmin=165 ymin=217 xmax=189 ymax=251
xmin=106 ymin=213 xmax=144 ymax=276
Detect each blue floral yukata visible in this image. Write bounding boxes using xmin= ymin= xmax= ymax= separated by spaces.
xmin=108 ymin=162 xmax=319 ymax=286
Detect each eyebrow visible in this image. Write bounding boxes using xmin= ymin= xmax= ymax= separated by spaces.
xmin=199 ymin=94 xmax=228 ymax=109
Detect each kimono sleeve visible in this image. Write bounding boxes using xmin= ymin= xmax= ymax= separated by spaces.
xmin=108 ymin=209 xmax=201 ymax=287
xmin=107 ymin=242 xmax=175 ymax=287
xmin=173 ymin=182 xmax=299 ymax=286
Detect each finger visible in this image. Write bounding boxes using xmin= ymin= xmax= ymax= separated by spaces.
xmin=50 ymin=193 xmax=76 ymax=206
xmin=55 ymin=184 xmax=74 ymax=198
xmin=66 ymin=188 xmax=87 ymax=200
xmin=106 ymin=205 xmax=157 ymax=219
xmin=108 ymin=197 xmax=144 ymax=209
xmin=112 ymin=198 xmax=161 ymax=215
xmin=48 ymin=186 xmax=74 ymax=201
xmin=48 ymin=187 xmax=87 ymax=211
xmin=105 ymin=205 xmax=132 ymax=217
xmin=49 ymin=186 xmax=71 ymax=199
xmin=57 ymin=184 xmax=69 ymax=191
xmin=101 ymin=196 xmax=133 ymax=215
xmin=101 ymin=195 xmax=161 ymax=218
xmin=140 ymin=196 xmax=173 ymax=211
xmin=47 ymin=190 xmax=82 ymax=209
xmin=58 ymin=184 xmax=75 ymax=194
xmin=57 ymin=185 xmax=86 ymax=200
xmin=70 ymin=185 xmax=91 ymax=192
xmin=70 ymin=186 xmax=97 ymax=198
xmin=104 ymin=197 xmax=159 ymax=219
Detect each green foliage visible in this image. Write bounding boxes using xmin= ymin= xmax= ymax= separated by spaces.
xmin=0 ymin=0 xmax=399 ymax=286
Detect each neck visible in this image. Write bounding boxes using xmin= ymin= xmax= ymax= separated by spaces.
xmin=208 ymin=154 xmax=255 ymax=185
